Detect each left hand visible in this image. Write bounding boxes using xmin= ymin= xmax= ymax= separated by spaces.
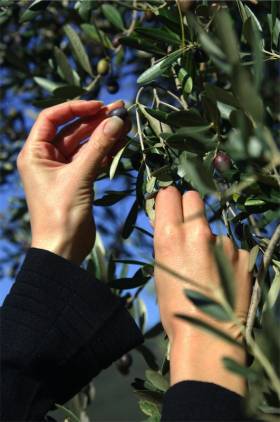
xmin=17 ymin=99 xmax=130 ymax=265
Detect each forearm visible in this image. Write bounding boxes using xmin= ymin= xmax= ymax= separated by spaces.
xmin=170 ymin=330 xmax=247 ymax=396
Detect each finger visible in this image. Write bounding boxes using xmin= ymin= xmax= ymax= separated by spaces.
xmin=75 ymin=115 xmax=127 ymax=179
xmin=70 ymin=117 xmax=130 ymax=163
xmin=155 ymin=186 xmax=183 ymax=230
xmin=182 ymin=190 xmax=209 ymax=228
xmin=27 ymin=100 xmax=104 ymax=145
xmin=53 ymin=100 xmax=126 ymax=157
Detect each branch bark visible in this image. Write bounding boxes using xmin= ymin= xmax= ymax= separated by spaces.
xmin=245 ymin=223 xmax=280 ymax=342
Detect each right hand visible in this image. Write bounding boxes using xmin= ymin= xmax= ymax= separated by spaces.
xmin=153 ymin=187 xmax=252 ymax=394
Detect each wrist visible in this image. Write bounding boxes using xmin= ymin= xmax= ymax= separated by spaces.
xmin=170 ymin=329 xmax=247 ymax=396
xmin=31 ymin=236 xmax=83 ymax=265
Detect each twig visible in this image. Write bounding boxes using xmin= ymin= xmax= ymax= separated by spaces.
xmin=245 ymin=223 xmax=280 ymax=342
xmin=171 ymin=67 xmax=188 ymax=109
xmin=159 ymin=100 xmax=180 ymax=111
xmin=136 ymin=87 xmax=151 ymax=178
xmin=74 ymin=74 xmax=101 ymax=100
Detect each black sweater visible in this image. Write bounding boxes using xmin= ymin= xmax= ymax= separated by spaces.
xmin=0 ymin=248 xmax=252 ymax=421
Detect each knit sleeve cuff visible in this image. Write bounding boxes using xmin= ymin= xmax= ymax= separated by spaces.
xmin=161 ymin=381 xmax=250 ymax=421
xmin=3 ymin=248 xmax=143 ymax=402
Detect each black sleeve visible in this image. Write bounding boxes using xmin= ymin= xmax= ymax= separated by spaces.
xmin=161 ymin=381 xmax=257 ymax=421
xmin=0 ymin=248 xmax=144 ymax=421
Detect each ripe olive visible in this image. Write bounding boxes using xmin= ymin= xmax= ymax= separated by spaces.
xmin=107 ymin=107 xmax=128 ymax=120
xmin=194 ymin=48 xmax=208 ymax=63
xmin=106 ymin=78 xmax=119 ymax=94
xmin=213 ymin=151 xmax=231 ymax=173
xmin=145 ymin=153 xmax=166 ymax=171
xmin=144 ymin=10 xmax=154 ymax=21
xmin=116 ymin=353 xmax=133 ymax=375
xmin=97 ymin=58 xmax=110 ymax=75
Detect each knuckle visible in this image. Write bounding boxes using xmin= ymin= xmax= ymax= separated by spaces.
xmin=92 ymin=138 xmax=108 ymax=155
xmin=191 ymin=223 xmax=212 ymax=241
xmin=155 ymin=223 xmax=180 ymax=250
xmin=39 ymin=108 xmax=51 ymax=121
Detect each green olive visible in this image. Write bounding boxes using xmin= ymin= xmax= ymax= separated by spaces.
xmin=97 ymin=58 xmax=110 ymax=75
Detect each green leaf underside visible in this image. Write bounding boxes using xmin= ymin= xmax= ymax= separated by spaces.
xmin=145 ymin=370 xmax=169 ymax=392
xmin=109 ymin=143 xmax=128 ymax=180
xmin=137 ymin=50 xmax=182 ymax=84
xmin=139 ymin=400 xmax=161 ymax=418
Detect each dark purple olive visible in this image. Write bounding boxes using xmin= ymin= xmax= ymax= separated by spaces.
xmin=213 ymin=151 xmax=231 ymax=173
xmin=146 ymin=153 xmax=166 ymax=170
xmin=194 ymin=48 xmax=208 ymax=63
xmin=106 ymin=78 xmax=119 ymax=94
xmin=116 ymin=353 xmax=133 ymax=375
xmin=144 ymin=10 xmax=155 ymax=21
xmin=107 ymin=107 xmax=128 ymax=120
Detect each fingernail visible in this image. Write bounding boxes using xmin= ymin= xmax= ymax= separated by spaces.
xmin=103 ymin=116 xmax=124 ymax=137
xmin=107 ymin=99 xmax=125 ymax=107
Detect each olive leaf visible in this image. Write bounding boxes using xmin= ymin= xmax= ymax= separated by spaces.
xmin=145 ymin=370 xmax=169 ymax=392
xmin=54 ymin=47 xmax=75 ymax=85
xmin=94 ymin=190 xmax=133 ymax=206
xmin=184 ymin=289 xmax=231 ymax=321
xmin=109 ymin=143 xmax=128 ymax=180
xmin=176 ymin=314 xmax=242 ymax=347
xmin=33 ymin=77 xmax=64 ymax=93
xmin=213 ymin=244 xmax=235 ymax=308
xmin=64 ymin=24 xmax=93 ymax=76
xmin=122 ymin=199 xmax=139 ymax=239
xmin=137 ymin=50 xmax=182 ymax=85
xmin=101 ymin=4 xmax=124 ymax=31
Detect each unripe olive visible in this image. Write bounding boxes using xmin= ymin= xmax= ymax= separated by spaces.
xmin=106 ymin=78 xmax=119 ymax=94
xmin=97 ymin=58 xmax=110 ymax=75
xmin=107 ymin=107 xmax=128 ymax=120
xmin=213 ymin=151 xmax=231 ymax=173
xmin=116 ymin=353 xmax=133 ymax=375
xmin=194 ymin=48 xmax=208 ymax=63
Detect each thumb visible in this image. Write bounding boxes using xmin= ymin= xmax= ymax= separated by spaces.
xmin=76 ymin=115 xmax=125 ymax=179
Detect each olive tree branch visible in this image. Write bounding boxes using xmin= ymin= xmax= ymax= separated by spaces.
xmin=245 ymin=223 xmax=280 ymax=342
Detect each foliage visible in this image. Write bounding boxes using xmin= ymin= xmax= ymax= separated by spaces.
xmin=0 ymin=0 xmax=280 ymax=420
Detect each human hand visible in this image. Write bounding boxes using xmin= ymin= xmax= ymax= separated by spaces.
xmin=17 ymin=100 xmax=130 ymax=265
xmin=154 ymin=187 xmax=252 ymax=395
